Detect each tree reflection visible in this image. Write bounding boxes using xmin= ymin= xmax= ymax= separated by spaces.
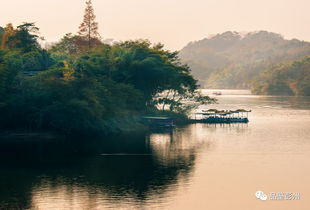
xmin=0 ymin=126 xmax=208 ymax=209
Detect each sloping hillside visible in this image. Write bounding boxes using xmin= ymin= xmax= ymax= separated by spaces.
xmin=252 ymin=56 xmax=310 ymax=96
xmin=179 ymin=31 xmax=310 ymax=88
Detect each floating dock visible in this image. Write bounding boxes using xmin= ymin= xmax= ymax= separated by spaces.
xmin=193 ymin=109 xmax=251 ymax=124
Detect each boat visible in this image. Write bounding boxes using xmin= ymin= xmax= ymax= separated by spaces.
xmin=142 ymin=116 xmax=175 ymax=128
xmin=193 ymin=109 xmax=251 ymax=124
xmin=212 ymin=91 xmax=222 ymax=96
xmin=202 ymin=116 xmax=248 ymax=123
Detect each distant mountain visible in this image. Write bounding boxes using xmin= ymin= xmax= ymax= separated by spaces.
xmin=179 ymin=31 xmax=310 ymax=89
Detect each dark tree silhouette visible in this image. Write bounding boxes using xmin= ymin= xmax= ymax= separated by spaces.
xmin=78 ymin=0 xmax=101 ymax=50
xmin=7 ymin=23 xmax=40 ymax=52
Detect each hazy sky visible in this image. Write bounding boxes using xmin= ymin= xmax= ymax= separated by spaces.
xmin=1 ymin=0 xmax=310 ymax=50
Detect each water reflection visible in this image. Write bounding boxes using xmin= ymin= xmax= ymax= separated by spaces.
xmin=206 ymin=95 xmax=310 ymax=111
xmin=1 ymin=94 xmax=309 ymax=210
xmin=0 ymin=127 xmax=207 ymax=210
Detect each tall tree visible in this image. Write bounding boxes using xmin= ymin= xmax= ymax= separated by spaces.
xmin=78 ymin=0 xmax=101 ymax=50
xmin=1 ymin=24 xmax=16 ymax=49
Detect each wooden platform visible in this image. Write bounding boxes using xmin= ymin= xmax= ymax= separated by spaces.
xmin=193 ymin=109 xmax=251 ymax=124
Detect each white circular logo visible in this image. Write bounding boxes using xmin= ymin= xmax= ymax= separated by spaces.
xmin=255 ymin=191 xmax=268 ymax=201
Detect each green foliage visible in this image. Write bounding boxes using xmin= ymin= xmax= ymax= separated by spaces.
xmin=2 ymin=67 xmax=142 ymax=133
xmin=74 ymin=40 xmax=206 ymax=111
xmin=252 ymin=57 xmax=310 ymax=96
xmin=49 ymin=33 xmax=80 ymax=59
xmin=0 ymin=50 xmax=23 ymax=105
xmin=180 ymin=31 xmax=310 ymax=88
xmin=21 ymin=50 xmax=55 ymax=71
xmin=7 ymin=23 xmax=40 ymax=52
xmin=0 ymin=34 xmax=214 ymax=134
xmin=0 ymin=27 xmax=4 ymax=46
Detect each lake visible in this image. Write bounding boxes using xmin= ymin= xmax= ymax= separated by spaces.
xmin=1 ymin=90 xmax=310 ymax=210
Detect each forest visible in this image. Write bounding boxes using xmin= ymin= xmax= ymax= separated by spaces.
xmin=0 ymin=3 xmax=213 ymax=136
xmin=3 ymin=2 xmax=309 ymax=138
xmin=180 ymin=31 xmax=310 ymax=93
xmin=251 ymin=56 xmax=310 ymax=96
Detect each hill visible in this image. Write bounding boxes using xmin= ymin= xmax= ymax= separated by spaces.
xmin=252 ymin=56 xmax=310 ymax=96
xmin=179 ymin=31 xmax=310 ymax=88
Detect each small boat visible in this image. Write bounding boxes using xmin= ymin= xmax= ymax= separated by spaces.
xmin=142 ymin=116 xmax=175 ymax=128
xmin=212 ymin=91 xmax=222 ymax=96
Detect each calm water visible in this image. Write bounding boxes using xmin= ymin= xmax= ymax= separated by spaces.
xmin=1 ymin=90 xmax=310 ymax=210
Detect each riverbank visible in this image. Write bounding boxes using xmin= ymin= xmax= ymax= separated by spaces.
xmin=0 ymin=110 xmax=191 ymax=137
xmin=0 ymin=112 xmax=188 ymax=157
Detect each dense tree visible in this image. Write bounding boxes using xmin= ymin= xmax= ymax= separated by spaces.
xmin=7 ymin=23 xmax=40 ymax=52
xmin=77 ymin=0 xmax=101 ymax=50
xmin=0 ymin=50 xmax=23 ymax=106
xmin=0 ymin=36 xmax=214 ymax=133
xmin=49 ymin=33 xmax=80 ymax=58
xmin=74 ymin=40 xmax=214 ymax=113
xmin=252 ymin=56 xmax=310 ymax=96
xmin=0 ymin=23 xmax=55 ymax=110
xmin=0 ymin=24 xmax=16 ymax=49
xmin=180 ymin=31 xmax=310 ymax=88
xmin=21 ymin=50 xmax=55 ymax=72
xmin=0 ymin=27 xmax=4 ymax=48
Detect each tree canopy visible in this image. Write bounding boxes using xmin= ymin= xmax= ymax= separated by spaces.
xmin=0 ymin=23 xmax=214 ymax=134
xmin=7 ymin=23 xmax=40 ymax=52
xmin=180 ymin=31 xmax=310 ymax=89
xmin=252 ymin=56 xmax=310 ymax=96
